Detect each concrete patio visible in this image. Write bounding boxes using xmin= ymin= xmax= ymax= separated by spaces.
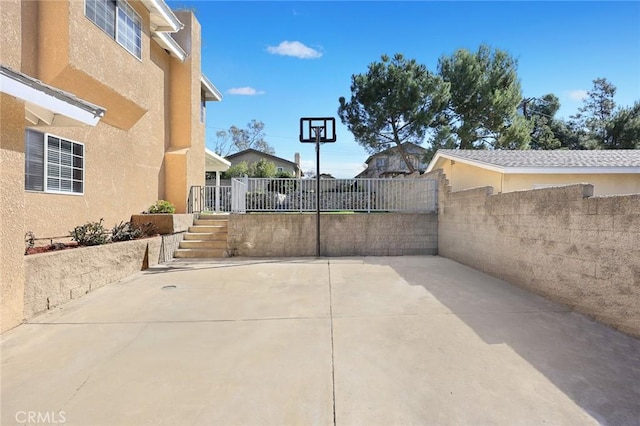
xmin=2 ymin=256 xmax=639 ymax=425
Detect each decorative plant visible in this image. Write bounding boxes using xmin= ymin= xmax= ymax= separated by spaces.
xmin=110 ymin=221 xmax=143 ymax=242
xmin=146 ymin=200 xmax=176 ymax=214
xmin=110 ymin=221 xmax=157 ymax=242
xmin=70 ymin=218 xmax=108 ymax=246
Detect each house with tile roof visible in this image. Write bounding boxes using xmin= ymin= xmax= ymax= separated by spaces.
xmin=426 ymin=150 xmax=640 ymax=195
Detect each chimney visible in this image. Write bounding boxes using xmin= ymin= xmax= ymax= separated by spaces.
xmin=294 ymin=153 xmax=301 ymax=178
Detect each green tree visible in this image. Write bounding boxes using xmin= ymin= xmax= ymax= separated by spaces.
xmin=248 ymin=159 xmax=277 ymax=178
xmin=523 ymin=94 xmax=563 ymax=150
xmin=438 ymin=44 xmax=530 ymax=149
xmin=572 ymin=78 xmax=617 ymax=148
xmin=606 ymin=102 xmax=640 ymax=149
xmin=338 ymin=53 xmax=449 ymax=173
xmin=221 ymin=161 xmax=250 ymax=179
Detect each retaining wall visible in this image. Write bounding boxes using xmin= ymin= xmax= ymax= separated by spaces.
xmin=23 ymin=236 xmax=162 ymax=320
xmin=438 ymin=183 xmax=640 ymax=337
xmin=228 ymin=213 xmax=437 ymax=257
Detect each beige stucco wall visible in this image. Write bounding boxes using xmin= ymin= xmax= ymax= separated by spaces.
xmin=503 ymin=173 xmax=640 ymax=196
xmin=228 ymin=213 xmax=437 ymax=257
xmin=433 ymin=158 xmax=640 ymax=196
xmin=438 ymin=183 xmax=640 ymax=337
xmin=1 ymin=2 xmax=208 ymax=331
xmin=0 ymin=94 xmax=27 ymax=332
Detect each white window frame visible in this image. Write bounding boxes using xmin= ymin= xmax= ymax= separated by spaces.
xmin=85 ymin=0 xmax=142 ymax=60
xmin=25 ymin=129 xmax=85 ymax=196
xmin=277 ymin=167 xmax=284 ymax=173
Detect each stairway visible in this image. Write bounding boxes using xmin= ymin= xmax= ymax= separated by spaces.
xmin=174 ymin=215 xmax=228 ymax=258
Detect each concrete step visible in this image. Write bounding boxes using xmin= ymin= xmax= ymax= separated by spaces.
xmin=188 ymin=225 xmax=227 ymax=233
xmin=179 ymin=240 xmax=227 ymax=250
xmin=194 ymin=219 xmax=228 ymax=226
xmin=174 ymin=248 xmax=227 ymax=258
xmin=184 ymin=232 xmax=227 ymax=241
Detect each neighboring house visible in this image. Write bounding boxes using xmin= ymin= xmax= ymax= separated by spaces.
xmin=356 ymin=143 xmax=429 ymax=178
xmin=225 ymin=149 xmax=303 ymax=178
xmin=0 ymin=0 xmax=221 ymax=332
xmin=426 ymin=149 xmax=640 ymax=195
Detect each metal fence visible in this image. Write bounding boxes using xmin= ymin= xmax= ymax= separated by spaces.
xmin=187 ymin=185 xmax=232 ymax=213
xmin=225 ymin=177 xmax=437 ymax=213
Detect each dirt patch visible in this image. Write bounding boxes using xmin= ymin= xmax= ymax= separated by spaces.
xmin=25 ymin=242 xmax=79 ymax=255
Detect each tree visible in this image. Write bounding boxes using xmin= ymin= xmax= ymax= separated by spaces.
xmin=437 ymin=45 xmax=530 ymax=149
xmin=605 ymin=102 xmax=640 ymax=149
xmin=210 ymin=130 xmax=234 ymax=157
xmin=572 ymin=78 xmax=617 ymax=148
xmin=248 ymin=159 xmax=277 ymax=178
xmin=230 ymin=120 xmax=275 ymax=154
xmin=338 ymin=53 xmax=449 ymax=173
xmin=523 ymin=94 xmax=563 ymax=150
xmin=221 ymin=161 xmax=250 ymax=179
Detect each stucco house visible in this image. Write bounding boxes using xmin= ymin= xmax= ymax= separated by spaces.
xmin=356 ymin=142 xmax=429 ymax=178
xmin=225 ymin=149 xmax=303 ymax=178
xmin=426 ymin=149 xmax=640 ymax=195
xmin=0 ymin=0 xmax=221 ymax=332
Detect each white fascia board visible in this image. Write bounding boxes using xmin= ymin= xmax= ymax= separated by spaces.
xmin=201 ymin=75 xmax=223 ymax=101
xmin=153 ymin=32 xmax=187 ymax=62
xmin=140 ymin=0 xmax=183 ymax=32
xmin=426 ymin=152 xmax=506 ymax=173
xmin=1 ymin=72 xmax=104 ymax=127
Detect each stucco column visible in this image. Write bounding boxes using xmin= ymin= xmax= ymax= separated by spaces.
xmin=0 ymin=94 xmax=26 ymax=332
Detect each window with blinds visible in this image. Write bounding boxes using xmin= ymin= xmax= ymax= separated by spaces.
xmin=25 ymin=130 xmax=84 ymax=195
xmin=85 ymin=0 xmax=142 ymax=59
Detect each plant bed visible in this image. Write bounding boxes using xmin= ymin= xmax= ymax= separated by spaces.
xmin=25 ymin=242 xmax=79 ymax=255
xmin=130 ymin=213 xmax=193 ymax=234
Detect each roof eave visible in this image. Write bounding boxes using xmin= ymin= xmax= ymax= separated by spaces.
xmin=153 ymin=32 xmax=187 ymax=62
xmin=201 ymin=74 xmax=222 ymax=102
xmin=1 ymin=65 xmax=105 ymax=127
xmin=140 ymin=0 xmax=183 ymax=33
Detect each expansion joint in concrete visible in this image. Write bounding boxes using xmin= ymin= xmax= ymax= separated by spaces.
xmin=327 ymin=260 xmax=337 ymax=426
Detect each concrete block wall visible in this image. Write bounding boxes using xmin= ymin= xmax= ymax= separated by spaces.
xmin=228 ymin=213 xmax=437 ymax=257
xmin=23 ymin=237 xmax=162 ymax=320
xmin=438 ymin=183 xmax=640 ymax=337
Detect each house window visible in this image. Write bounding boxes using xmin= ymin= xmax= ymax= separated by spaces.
xmin=85 ymin=0 xmax=142 ymax=59
xmin=277 ymin=167 xmax=284 ymax=172
xmin=25 ymin=130 xmax=84 ymax=195
xmin=375 ymin=157 xmax=388 ymax=168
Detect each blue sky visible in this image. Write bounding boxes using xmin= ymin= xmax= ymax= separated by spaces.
xmin=169 ymin=1 xmax=640 ymax=178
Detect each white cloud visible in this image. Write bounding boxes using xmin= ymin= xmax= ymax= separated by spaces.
xmin=227 ymin=87 xmax=265 ymax=96
xmin=266 ymin=41 xmax=322 ymax=59
xmin=567 ymin=90 xmax=588 ymax=101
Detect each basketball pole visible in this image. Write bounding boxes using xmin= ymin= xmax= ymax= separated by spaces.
xmin=313 ymin=127 xmax=321 ymax=257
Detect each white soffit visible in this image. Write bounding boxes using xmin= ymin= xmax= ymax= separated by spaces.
xmin=153 ymin=32 xmax=187 ymax=62
xmin=1 ymin=66 xmax=105 ymax=127
xmin=140 ymin=0 xmax=183 ymax=32
xmin=205 ymin=148 xmax=231 ymax=172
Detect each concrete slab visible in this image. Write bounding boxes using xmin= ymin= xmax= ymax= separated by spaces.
xmin=2 ymin=256 xmax=640 ymax=425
